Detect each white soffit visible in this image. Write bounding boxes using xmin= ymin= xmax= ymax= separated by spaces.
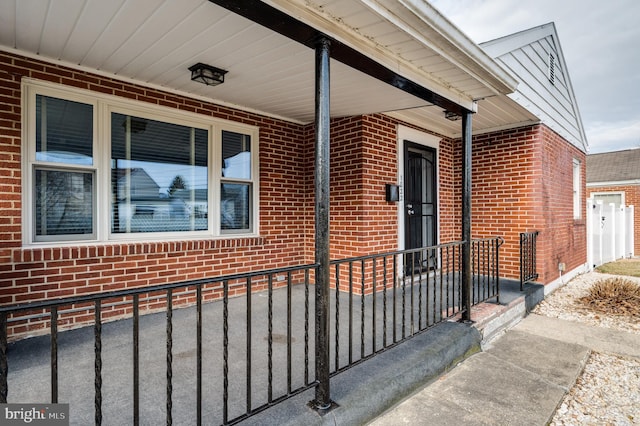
xmin=0 ymin=0 xmax=524 ymax=134
xmin=265 ymin=0 xmax=518 ymax=110
xmin=385 ymin=94 xmax=539 ymax=138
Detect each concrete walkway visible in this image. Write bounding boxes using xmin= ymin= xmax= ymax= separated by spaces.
xmin=370 ymin=314 xmax=640 ymax=425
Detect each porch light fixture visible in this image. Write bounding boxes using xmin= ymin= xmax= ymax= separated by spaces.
xmin=444 ymin=110 xmax=462 ymax=121
xmin=189 ymin=63 xmax=228 ymax=86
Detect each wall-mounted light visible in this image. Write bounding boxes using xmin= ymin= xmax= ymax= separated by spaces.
xmin=188 ymin=63 xmax=228 ymax=86
xmin=444 ymin=110 xmax=461 ymax=121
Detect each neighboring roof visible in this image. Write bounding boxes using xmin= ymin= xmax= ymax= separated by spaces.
xmin=480 ymin=23 xmax=588 ymax=152
xmin=587 ymin=149 xmax=640 ymax=183
xmin=113 ymin=168 xmax=160 ymax=188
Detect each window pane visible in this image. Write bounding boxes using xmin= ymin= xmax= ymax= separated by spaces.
xmin=35 ymin=169 xmax=94 ymax=237
xmin=36 ymin=95 xmax=93 ymax=165
xmin=594 ymin=193 xmax=622 ymax=208
xmin=111 ymin=113 xmax=208 ymax=233
xmin=573 ymin=160 xmax=581 ymax=219
xmin=222 ymin=131 xmax=251 ymax=179
xmin=221 ymin=183 xmax=251 ymax=230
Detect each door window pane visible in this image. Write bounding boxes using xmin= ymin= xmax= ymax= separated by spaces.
xmin=111 ymin=113 xmax=208 ymax=233
xmin=221 ymin=183 xmax=251 ymax=230
xmin=35 ymin=169 xmax=94 ymax=237
xmin=36 ymin=95 xmax=93 ymax=165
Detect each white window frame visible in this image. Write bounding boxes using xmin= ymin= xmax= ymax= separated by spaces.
xmin=573 ymin=158 xmax=581 ymax=219
xmin=22 ymin=79 xmax=260 ymax=246
xmin=590 ymin=191 xmax=625 ymax=208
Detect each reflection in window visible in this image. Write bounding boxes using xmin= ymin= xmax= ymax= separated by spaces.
xmin=27 ymin=85 xmax=259 ymax=243
xmin=35 ymin=169 xmax=94 ymax=237
xmin=111 ymin=113 xmax=208 ymax=233
xmin=221 ymin=131 xmax=252 ymax=231
xmin=36 ymin=95 xmax=93 ymax=165
xmin=221 ymin=183 xmax=251 ymax=230
xmin=222 ymin=131 xmax=251 ymax=178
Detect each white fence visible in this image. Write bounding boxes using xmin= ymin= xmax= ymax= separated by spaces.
xmin=587 ymin=198 xmax=634 ymax=269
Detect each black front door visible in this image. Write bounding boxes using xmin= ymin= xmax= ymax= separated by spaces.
xmin=404 ymin=141 xmax=437 ymax=273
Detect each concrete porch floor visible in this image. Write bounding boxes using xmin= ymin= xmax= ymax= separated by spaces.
xmin=5 ymin=277 xmax=542 ymax=425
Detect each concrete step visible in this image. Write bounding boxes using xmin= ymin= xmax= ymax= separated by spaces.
xmin=242 ymin=321 xmax=482 ymax=426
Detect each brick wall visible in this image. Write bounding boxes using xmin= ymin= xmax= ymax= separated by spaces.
xmin=1 ymin=52 xmax=446 ymax=335
xmin=587 ymin=184 xmax=640 ymax=254
xmin=0 ymin=52 xmax=314 ymax=337
xmin=461 ymin=127 xmax=542 ymax=280
xmin=454 ymin=125 xmax=586 ymax=283
xmin=437 ymin=136 xmax=458 ymax=244
xmin=537 ymin=126 xmax=587 ymax=283
xmin=0 ymin=50 xmax=587 ymax=339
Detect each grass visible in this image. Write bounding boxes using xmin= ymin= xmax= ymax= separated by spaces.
xmin=595 ymin=258 xmax=640 ymax=277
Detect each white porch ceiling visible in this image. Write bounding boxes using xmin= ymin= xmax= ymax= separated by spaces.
xmin=0 ymin=0 xmax=538 ymax=137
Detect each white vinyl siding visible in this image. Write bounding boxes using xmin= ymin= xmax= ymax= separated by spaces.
xmin=481 ymin=24 xmax=587 ymax=151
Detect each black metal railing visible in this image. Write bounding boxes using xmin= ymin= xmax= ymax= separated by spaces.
xmin=0 ymin=264 xmax=318 ymax=426
xmin=520 ymin=231 xmax=539 ymax=290
xmin=328 ymin=237 xmax=503 ymax=375
xmin=0 ymin=237 xmax=503 ymax=425
xmin=329 ymin=242 xmax=463 ymax=374
xmin=472 ymin=237 xmax=504 ymax=304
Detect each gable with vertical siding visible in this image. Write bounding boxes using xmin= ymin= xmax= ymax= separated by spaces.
xmin=481 ymin=23 xmax=587 ymax=152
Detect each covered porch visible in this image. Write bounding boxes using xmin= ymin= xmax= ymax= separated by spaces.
xmin=1 ymin=239 xmax=545 ymax=425
xmin=0 ymin=0 xmax=543 ymax=423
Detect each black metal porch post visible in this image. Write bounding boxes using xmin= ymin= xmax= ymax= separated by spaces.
xmin=461 ymin=111 xmax=473 ymax=322
xmin=313 ymin=36 xmax=332 ymax=410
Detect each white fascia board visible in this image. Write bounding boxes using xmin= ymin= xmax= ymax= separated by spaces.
xmin=393 ymin=0 xmax=518 ymax=94
xmin=587 ymin=180 xmax=640 ymax=187
xmin=481 ymin=23 xmax=556 ymax=57
xmin=264 ymin=0 xmax=517 ymax=111
xmin=550 ymin=23 xmax=589 ymax=152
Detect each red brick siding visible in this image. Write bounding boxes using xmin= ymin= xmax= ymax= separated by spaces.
xmin=0 ymin=52 xmax=313 ymax=337
xmin=587 ymin=184 xmax=640 ymax=254
xmin=328 ymin=115 xmax=366 ymax=259
xmin=437 ymin=137 xmax=458 ymax=244
xmin=0 ymin=50 xmax=588 ymax=338
xmin=360 ymin=115 xmax=399 ymax=253
xmin=454 ymin=125 xmax=586 ymax=283
xmin=537 ymin=126 xmax=587 ymax=283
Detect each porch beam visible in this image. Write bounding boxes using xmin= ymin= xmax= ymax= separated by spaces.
xmin=461 ymin=112 xmax=473 ymax=322
xmin=313 ymin=36 xmax=333 ymax=411
xmin=208 ymin=0 xmax=466 ymax=114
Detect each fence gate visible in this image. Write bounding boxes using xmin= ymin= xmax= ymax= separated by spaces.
xmin=587 ymin=198 xmax=634 ymax=269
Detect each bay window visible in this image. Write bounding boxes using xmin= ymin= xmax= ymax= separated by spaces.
xmin=23 ymin=80 xmax=259 ymax=245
